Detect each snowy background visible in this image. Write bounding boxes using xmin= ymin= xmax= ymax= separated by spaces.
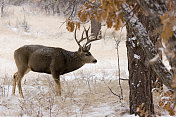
xmin=0 ymin=5 xmax=171 ymax=117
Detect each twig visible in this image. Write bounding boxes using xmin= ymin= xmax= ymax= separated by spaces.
xmin=58 ymin=21 xmax=66 ymax=29
xmin=107 ymin=86 xmax=122 ymax=101
xmin=120 ymin=78 xmax=129 ymax=81
xmin=113 ymin=32 xmax=124 ymax=100
xmin=67 ymin=0 xmax=77 ymax=20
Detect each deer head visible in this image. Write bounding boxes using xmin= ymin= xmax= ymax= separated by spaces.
xmin=74 ymin=26 xmax=101 ymax=64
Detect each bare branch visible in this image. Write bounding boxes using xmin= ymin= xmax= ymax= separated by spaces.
xmin=113 ymin=33 xmax=123 ymax=100
xmin=134 ymin=0 xmax=167 ymax=32
xmin=108 ymin=86 xmax=121 ymax=99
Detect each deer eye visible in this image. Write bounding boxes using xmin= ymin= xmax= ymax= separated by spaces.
xmin=85 ymin=53 xmax=89 ymax=56
xmin=85 ymin=52 xmax=91 ymax=56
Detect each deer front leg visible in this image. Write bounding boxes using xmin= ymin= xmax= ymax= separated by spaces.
xmin=54 ymin=77 xmax=61 ymax=96
xmin=51 ymin=72 xmax=61 ymax=96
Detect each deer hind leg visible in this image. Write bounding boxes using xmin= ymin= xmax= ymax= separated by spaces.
xmin=12 ymin=67 xmax=30 ymax=98
xmin=12 ymin=72 xmax=18 ymax=96
xmin=51 ymin=73 xmax=61 ymax=96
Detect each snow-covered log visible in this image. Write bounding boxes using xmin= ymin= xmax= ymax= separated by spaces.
xmin=121 ymin=3 xmax=174 ymax=90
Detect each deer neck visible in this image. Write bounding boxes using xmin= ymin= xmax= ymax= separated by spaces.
xmin=63 ymin=51 xmax=85 ymax=72
xmin=69 ymin=51 xmax=85 ymax=66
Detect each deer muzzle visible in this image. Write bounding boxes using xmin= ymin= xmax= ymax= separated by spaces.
xmin=93 ymin=59 xmax=97 ymax=63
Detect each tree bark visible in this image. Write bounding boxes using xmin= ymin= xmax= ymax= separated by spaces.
xmin=121 ymin=3 xmax=173 ymax=91
xmin=135 ymin=0 xmax=176 ymax=76
xmin=126 ymin=26 xmax=154 ymax=116
xmin=1 ymin=0 xmax=4 ymax=17
xmin=134 ymin=0 xmax=167 ymax=31
xmin=126 ymin=9 xmax=163 ymax=115
xmin=91 ymin=19 xmax=102 ymax=39
xmin=137 ymin=12 xmax=163 ymax=89
xmin=165 ymin=31 xmax=176 ymax=75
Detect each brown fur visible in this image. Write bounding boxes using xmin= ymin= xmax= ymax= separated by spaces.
xmin=12 ymin=45 xmax=97 ymax=98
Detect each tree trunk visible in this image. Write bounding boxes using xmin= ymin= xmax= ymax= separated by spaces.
xmin=121 ymin=3 xmax=173 ymax=90
xmin=91 ymin=19 xmax=102 ymax=39
xmin=126 ymin=8 xmax=165 ymax=117
xmin=55 ymin=0 xmax=60 ymax=15
xmin=1 ymin=0 xmax=4 ymax=17
xmin=126 ymin=25 xmax=154 ymax=116
xmin=124 ymin=1 xmax=170 ymax=115
xmin=137 ymin=12 xmax=163 ymax=90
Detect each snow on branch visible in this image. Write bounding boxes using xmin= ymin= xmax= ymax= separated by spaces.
xmin=134 ymin=0 xmax=167 ymax=32
xmin=135 ymin=0 xmax=167 ymax=16
xmin=121 ymin=3 xmax=174 ymax=91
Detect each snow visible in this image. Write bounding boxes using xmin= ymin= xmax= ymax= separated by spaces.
xmin=149 ymin=54 xmax=160 ymax=63
xmin=0 ymin=5 xmax=130 ymax=117
xmin=129 ymin=37 xmax=136 ymax=41
xmin=173 ymin=25 xmax=176 ymax=31
xmin=128 ymin=37 xmax=137 ymax=48
xmin=130 ymin=17 xmax=137 ymax=24
xmin=0 ymin=4 xmax=173 ymax=117
xmin=134 ymin=54 xmax=140 ymax=59
xmin=10 ymin=27 xmax=18 ymax=32
xmin=116 ymin=11 xmax=121 ymax=16
xmin=123 ymin=114 xmax=139 ymax=117
xmin=161 ymin=96 xmax=170 ymax=100
xmin=137 ymin=84 xmax=140 ymax=87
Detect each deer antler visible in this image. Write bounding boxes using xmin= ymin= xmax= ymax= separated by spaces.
xmin=83 ymin=26 xmax=101 ymax=47
xmin=74 ymin=26 xmax=85 ymax=48
xmin=74 ymin=25 xmax=101 ymax=48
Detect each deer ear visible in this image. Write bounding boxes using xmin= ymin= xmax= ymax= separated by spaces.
xmin=86 ymin=44 xmax=91 ymax=51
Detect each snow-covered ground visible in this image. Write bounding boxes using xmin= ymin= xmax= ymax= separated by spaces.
xmin=0 ymin=5 xmax=131 ymax=117
xmin=0 ymin=5 xmax=171 ymax=117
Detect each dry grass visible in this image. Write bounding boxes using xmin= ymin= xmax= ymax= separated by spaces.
xmin=0 ymin=71 xmax=130 ymax=117
xmin=0 ymin=4 xmax=172 ymax=117
xmin=0 ymin=4 xmax=127 ymax=117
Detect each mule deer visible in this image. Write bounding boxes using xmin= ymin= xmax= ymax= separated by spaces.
xmin=12 ymin=27 xmax=100 ymax=98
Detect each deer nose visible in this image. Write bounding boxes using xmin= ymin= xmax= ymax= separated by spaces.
xmin=93 ymin=60 xmax=97 ymax=63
